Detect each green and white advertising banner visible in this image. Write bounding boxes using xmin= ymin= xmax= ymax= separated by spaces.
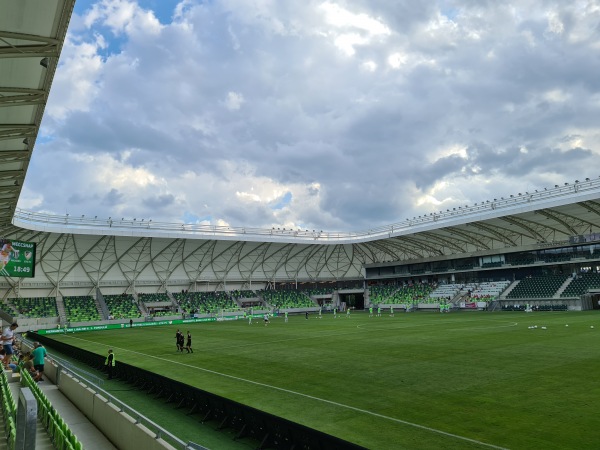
xmin=37 ymin=313 xmax=275 ymax=335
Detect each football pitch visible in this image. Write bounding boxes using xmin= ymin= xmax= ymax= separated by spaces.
xmin=44 ymin=311 xmax=600 ymax=449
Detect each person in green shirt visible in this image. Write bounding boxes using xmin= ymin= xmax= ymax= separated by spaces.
xmin=285 ymin=311 xmax=289 ymax=323
xmin=369 ymin=306 xmax=373 ymax=317
xmin=31 ymin=342 xmax=47 ymax=378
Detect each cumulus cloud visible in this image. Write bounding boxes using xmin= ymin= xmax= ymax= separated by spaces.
xmin=26 ymin=0 xmax=600 ymax=231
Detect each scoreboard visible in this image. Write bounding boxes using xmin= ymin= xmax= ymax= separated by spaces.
xmin=0 ymin=239 xmax=36 ymax=278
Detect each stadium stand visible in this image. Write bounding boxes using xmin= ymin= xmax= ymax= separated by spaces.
xmin=103 ymin=294 xmax=141 ymax=319
xmin=260 ymin=289 xmax=315 ymax=309
xmin=300 ymin=287 xmax=335 ymax=296
xmin=231 ymin=290 xmax=256 ymax=300
xmin=560 ymin=273 xmax=600 ymax=298
xmin=63 ymin=296 xmax=101 ymax=322
xmin=9 ymin=297 xmax=58 ymax=318
xmin=369 ymin=285 xmax=397 ymax=304
xmin=469 ymin=281 xmax=511 ymax=300
xmin=429 ymin=284 xmax=463 ymax=299
xmin=370 ymin=283 xmax=435 ymax=305
xmin=175 ymin=291 xmax=239 ymax=314
xmin=0 ymin=301 xmax=17 ymax=317
xmin=506 ymin=274 xmax=570 ymax=299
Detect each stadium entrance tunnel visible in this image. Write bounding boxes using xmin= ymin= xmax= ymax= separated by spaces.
xmin=591 ymin=293 xmax=600 ymax=310
xmin=30 ymin=332 xmax=366 ymax=450
xmin=339 ymin=292 xmax=364 ymax=310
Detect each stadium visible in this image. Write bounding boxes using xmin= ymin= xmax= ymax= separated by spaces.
xmin=1 ymin=1 xmax=600 ymax=450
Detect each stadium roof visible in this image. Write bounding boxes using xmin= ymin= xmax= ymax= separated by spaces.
xmin=0 ymin=0 xmax=75 ymax=226
xmin=1 ymin=1 xmax=599 ymax=288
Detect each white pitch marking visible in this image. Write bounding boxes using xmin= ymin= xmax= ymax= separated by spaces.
xmin=67 ymin=335 xmax=508 ymax=449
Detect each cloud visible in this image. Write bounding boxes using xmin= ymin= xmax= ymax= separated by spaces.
xmin=24 ymin=0 xmax=600 ymax=232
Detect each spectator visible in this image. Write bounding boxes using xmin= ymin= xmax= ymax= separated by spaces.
xmin=1 ymin=322 xmax=18 ymax=369
xmin=31 ymin=342 xmax=47 ymax=380
xmin=23 ymin=353 xmax=42 ymax=382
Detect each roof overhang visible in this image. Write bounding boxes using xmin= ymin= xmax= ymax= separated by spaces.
xmin=0 ymin=0 xmax=76 ymax=225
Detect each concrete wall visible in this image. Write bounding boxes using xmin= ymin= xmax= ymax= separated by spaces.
xmin=58 ymin=371 xmax=177 ymax=450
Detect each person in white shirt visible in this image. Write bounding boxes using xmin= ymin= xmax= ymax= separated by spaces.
xmin=1 ymin=322 xmax=18 ymax=368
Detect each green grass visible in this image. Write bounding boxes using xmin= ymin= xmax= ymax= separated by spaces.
xmin=44 ymin=311 xmax=600 ymax=449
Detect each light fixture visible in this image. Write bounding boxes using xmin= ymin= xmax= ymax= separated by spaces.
xmin=22 ymin=138 xmax=29 ymax=145
xmin=40 ymin=57 xmax=49 ymax=68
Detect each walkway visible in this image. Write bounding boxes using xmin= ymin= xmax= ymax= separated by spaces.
xmin=6 ymin=371 xmax=116 ymax=450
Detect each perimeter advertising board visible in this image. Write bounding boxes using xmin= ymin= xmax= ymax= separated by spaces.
xmin=0 ymin=239 xmax=36 ymax=278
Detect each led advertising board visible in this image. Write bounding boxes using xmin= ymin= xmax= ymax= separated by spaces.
xmin=0 ymin=239 xmax=36 ymax=278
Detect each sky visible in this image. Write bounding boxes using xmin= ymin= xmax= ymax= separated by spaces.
xmin=20 ymin=0 xmax=600 ymax=232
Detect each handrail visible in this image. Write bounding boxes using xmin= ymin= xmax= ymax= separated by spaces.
xmin=50 ymin=359 xmax=208 ymax=450
xmin=12 ymin=177 xmax=600 ymax=244
xmin=18 ymin=336 xmax=207 ymax=450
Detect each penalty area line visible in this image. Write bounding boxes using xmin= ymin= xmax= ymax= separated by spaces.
xmin=67 ymin=335 xmax=507 ymax=449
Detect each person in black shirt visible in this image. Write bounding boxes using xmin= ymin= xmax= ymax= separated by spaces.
xmin=186 ymin=331 xmax=193 ymax=353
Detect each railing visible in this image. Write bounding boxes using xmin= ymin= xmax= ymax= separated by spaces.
xmin=51 ymin=360 xmax=206 ymax=450
xmin=12 ymin=177 xmax=600 ymax=243
xmin=21 ymin=369 xmax=83 ymax=450
xmin=18 ymin=336 xmax=207 ymax=450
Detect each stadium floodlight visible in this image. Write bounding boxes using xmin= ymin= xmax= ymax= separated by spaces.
xmin=22 ymin=138 xmax=29 ymax=145
xmin=40 ymin=57 xmax=49 ymax=68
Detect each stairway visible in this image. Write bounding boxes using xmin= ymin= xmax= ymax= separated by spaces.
xmin=55 ymin=295 xmax=67 ymax=324
xmin=554 ymin=276 xmax=574 ymax=298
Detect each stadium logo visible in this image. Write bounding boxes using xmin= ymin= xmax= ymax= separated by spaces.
xmin=24 ymin=251 xmax=32 ymax=260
